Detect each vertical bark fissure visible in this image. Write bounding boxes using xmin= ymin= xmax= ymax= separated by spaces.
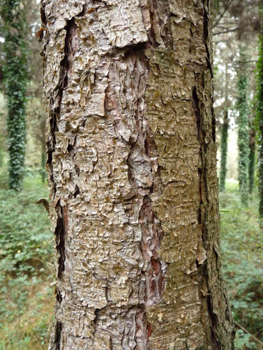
xmin=104 ymin=44 xmax=168 ymax=348
xmin=48 ymin=318 xmax=62 ymax=350
xmin=125 ymin=70 xmax=167 ymax=306
xmin=46 ymin=16 xmax=77 ymax=198
xmin=55 ymin=321 xmax=62 ymax=350
xmin=192 ymin=86 xmax=201 ymax=142
xmin=192 ymin=85 xmax=203 ymax=241
xmin=200 ymin=1 xmax=234 ymax=348
xmin=202 ymin=1 xmax=213 ymax=79
xmin=207 ymin=295 xmax=221 ymax=350
xmin=193 ymin=74 xmax=215 ymax=348
xmin=44 ymin=8 xmax=84 ymax=349
xmin=135 ymin=306 xmax=149 ymax=349
xmin=50 ymin=17 xmax=77 ymax=283
xmin=54 ymin=204 xmax=66 ymax=277
xmin=201 ymin=3 xmax=220 ymax=346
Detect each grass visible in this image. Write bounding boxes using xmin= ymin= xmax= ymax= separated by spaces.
xmin=0 ymin=176 xmax=262 ymax=349
xmin=0 ymin=285 xmax=54 ymax=350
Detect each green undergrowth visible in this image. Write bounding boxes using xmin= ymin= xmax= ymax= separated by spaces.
xmin=0 ymin=175 xmax=262 ymax=349
xmin=0 ymin=175 xmax=54 ymax=350
xmin=220 ymin=180 xmax=263 ymax=350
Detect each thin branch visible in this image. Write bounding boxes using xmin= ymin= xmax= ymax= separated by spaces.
xmin=213 ymin=0 xmax=235 ymax=29
xmin=235 ymin=60 xmax=258 ymax=64
xmin=234 ymin=321 xmax=263 ymax=348
xmin=213 ymin=27 xmax=239 ymax=36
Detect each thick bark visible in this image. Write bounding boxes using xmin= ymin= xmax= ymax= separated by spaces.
xmin=42 ymin=0 xmax=235 ymax=349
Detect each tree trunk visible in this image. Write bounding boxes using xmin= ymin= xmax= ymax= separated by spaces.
xmin=42 ymin=0 xmax=235 ymax=349
xmin=219 ymin=109 xmax=229 ymax=192
xmin=1 ymin=0 xmax=28 ymax=191
xmin=219 ymin=63 xmax=229 ymax=193
xmin=256 ymin=30 xmax=263 ymax=218
xmin=237 ymin=49 xmax=249 ymax=206
xmin=41 ymin=142 xmax=46 ymax=183
xmin=248 ymin=126 xmax=256 ymax=195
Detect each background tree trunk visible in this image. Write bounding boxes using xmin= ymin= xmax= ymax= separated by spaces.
xmin=237 ymin=49 xmax=249 ymax=206
xmin=1 ymin=0 xmax=28 ymax=191
xmin=219 ymin=63 xmax=229 ymax=193
xmin=42 ymin=0 xmax=235 ymax=349
xmin=248 ymin=125 xmax=256 ymax=194
xmin=219 ymin=110 xmax=229 ymax=192
xmin=256 ymin=29 xmax=263 ymax=218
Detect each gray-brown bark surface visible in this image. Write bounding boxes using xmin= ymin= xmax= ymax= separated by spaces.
xmin=42 ymin=0 xmax=235 ymax=349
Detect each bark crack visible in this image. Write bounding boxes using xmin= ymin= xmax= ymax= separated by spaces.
xmin=55 ymin=203 xmax=68 ymax=277
xmin=202 ymin=1 xmax=213 ymax=78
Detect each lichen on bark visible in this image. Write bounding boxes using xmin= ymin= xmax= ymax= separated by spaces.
xmin=42 ymin=0 xmax=235 ymax=349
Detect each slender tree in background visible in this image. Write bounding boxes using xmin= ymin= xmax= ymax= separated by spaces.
xmin=237 ymin=49 xmax=249 ymax=206
xmin=219 ymin=110 xmax=229 ymax=192
xmin=214 ymin=0 xmax=260 ymax=194
xmin=256 ymin=32 xmax=263 ymax=217
xmin=42 ymin=1 xmax=234 ymax=348
xmin=25 ymin=0 xmax=47 ymax=182
xmin=0 ymin=0 xmax=28 ymax=191
xmin=219 ymin=63 xmax=229 ymax=192
xmin=248 ymin=120 xmax=256 ymax=194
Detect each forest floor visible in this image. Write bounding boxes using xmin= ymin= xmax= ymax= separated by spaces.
xmin=0 ymin=177 xmax=262 ymax=350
